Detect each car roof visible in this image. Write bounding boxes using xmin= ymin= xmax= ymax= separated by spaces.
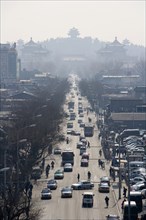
xmin=83 ymin=192 xmax=94 ymax=195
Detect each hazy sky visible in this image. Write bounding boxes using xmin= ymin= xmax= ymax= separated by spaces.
xmin=1 ymin=0 xmax=145 ymax=46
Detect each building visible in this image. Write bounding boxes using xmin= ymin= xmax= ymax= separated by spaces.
xmin=0 ymin=43 xmax=18 ymax=84
xmin=97 ymin=37 xmax=126 ymax=63
xmin=20 ymin=38 xmax=50 ymax=71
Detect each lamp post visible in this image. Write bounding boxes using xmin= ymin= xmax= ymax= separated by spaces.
xmin=118 ymin=143 xmax=121 ymax=199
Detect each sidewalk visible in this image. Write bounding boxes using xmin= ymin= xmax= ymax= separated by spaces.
xmin=111 ymin=177 xmax=127 ymax=219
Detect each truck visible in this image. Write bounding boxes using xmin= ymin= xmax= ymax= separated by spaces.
xmin=84 ymin=123 xmax=94 ymax=137
xmin=61 ymin=150 xmax=75 ymax=166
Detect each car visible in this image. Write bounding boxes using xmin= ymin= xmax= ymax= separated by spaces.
xmin=71 ymin=180 xmax=94 ymax=190
xmin=79 ymin=113 xmax=84 ymax=117
xmin=72 ymin=130 xmax=80 ymax=136
xmin=67 ymin=122 xmax=73 ymax=128
xmin=80 ymin=146 xmax=86 ymax=155
xmin=78 ymin=119 xmax=82 ymax=124
xmin=81 ymin=138 xmax=87 ymax=145
xmin=61 ymin=186 xmax=73 ymax=198
xmin=131 ymin=182 xmax=146 ymax=191
xmin=82 ymin=152 xmax=89 ymax=160
xmin=130 ymin=176 xmax=145 ymax=185
xmin=41 ymin=188 xmax=52 ymax=199
xmin=80 ymin=158 xmax=89 ymax=167
xmin=47 ymin=179 xmax=57 ymax=190
xmin=76 ymin=141 xmax=84 ymax=149
xmin=64 ymin=163 xmax=73 ymax=172
xmin=54 ymin=169 xmax=64 ymax=179
xmin=80 ymin=122 xmax=85 ymax=128
xmin=82 ymin=192 xmax=94 ymax=207
xmin=53 ymin=147 xmax=61 ymax=155
xmin=100 ymin=176 xmax=110 ymax=186
xmin=98 ymin=182 xmax=110 ymax=193
xmin=106 ymin=215 xmax=120 ymax=220
xmin=67 ymin=130 xmax=73 ymax=135
xmin=141 ymin=189 xmax=146 ymax=199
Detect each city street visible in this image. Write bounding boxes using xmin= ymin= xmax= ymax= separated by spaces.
xmin=31 ymin=82 xmax=120 ymax=220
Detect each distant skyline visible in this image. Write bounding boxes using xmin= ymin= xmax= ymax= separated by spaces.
xmin=1 ymin=0 xmax=145 ymax=46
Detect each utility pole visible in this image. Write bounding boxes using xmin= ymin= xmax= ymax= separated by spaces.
xmin=118 ymin=143 xmax=121 ymax=199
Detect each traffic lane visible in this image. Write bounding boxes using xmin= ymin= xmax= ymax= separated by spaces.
xmin=33 ymin=92 xmax=119 ymax=219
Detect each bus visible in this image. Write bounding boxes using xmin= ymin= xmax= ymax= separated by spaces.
xmin=61 ymin=150 xmax=75 ymax=166
xmin=84 ymin=123 xmax=94 ymax=137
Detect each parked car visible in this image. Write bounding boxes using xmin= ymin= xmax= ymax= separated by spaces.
xmin=47 ymin=179 xmax=57 ymax=190
xmin=141 ymin=189 xmax=146 ymax=199
xmin=41 ymin=188 xmax=52 ymax=200
xmin=98 ymin=182 xmax=110 ymax=193
xmin=131 ymin=182 xmax=146 ymax=191
xmin=61 ymin=186 xmax=73 ymax=198
xmin=130 ymin=176 xmax=145 ymax=185
xmin=82 ymin=192 xmax=94 ymax=207
xmin=64 ymin=163 xmax=73 ymax=172
xmin=54 ymin=169 xmax=64 ymax=179
xmin=71 ymin=180 xmax=94 ymax=190
xmin=80 ymin=158 xmax=89 ymax=167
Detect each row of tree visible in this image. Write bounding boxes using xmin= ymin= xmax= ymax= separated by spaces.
xmin=0 ymin=77 xmax=70 ymax=220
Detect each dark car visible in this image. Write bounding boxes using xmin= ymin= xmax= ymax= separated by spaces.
xmin=71 ymin=180 xmax=94 ymax=190
xmin=41 ymin=188 xmax=52 ymax=200
xmin=47 ymin=179 xmax=57 ymax=190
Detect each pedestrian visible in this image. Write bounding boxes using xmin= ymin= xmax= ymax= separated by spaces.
xmin=46 ymin=164 xmax=50 ymax=178
xmin=99 ymin=149 xmax=102 ymax=157
xmin=98 ymin=159 xmax=101 ymax=167
xmin=121 ymin=199 xmax=126 ymax=210
xmin=87 ymin=171 xmax=91 ymax=180
xmin=88 ymin=141 xmax=90 ymax=148
xmin=105 ymin=196 xmax=109 ymax=208
xmin=77 ymin=173 xmax=80 ymax=182
xmin=66 ymin=137 xmax=69 ymax=144
xmin=123 ymin=186 xmax=127 ymax=198
xmin=51 ymin=160 xmax=55 ymax=169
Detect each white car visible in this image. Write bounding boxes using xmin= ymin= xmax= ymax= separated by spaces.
xmin=61 ymin=186 xmax=73 ymax=198
xmin=64 ymin=163 xmax=73 ymax=172
xmin=82 ymin=192 xmax=94 ymax=207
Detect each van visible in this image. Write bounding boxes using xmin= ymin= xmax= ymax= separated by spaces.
xmin=123 ymin=201 xmax=138 ymax=220
xmin=82 ymin=192 xmax=94 ymax=207
xmin=130 ymin=191 xmax=143 ymax=213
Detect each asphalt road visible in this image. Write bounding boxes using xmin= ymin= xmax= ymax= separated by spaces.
xmin=32 ymin=82 xmax=119 ymax=220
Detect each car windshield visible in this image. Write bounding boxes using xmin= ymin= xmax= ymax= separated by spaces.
xmin=84 ymin=195 xmax=93 ymax=198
